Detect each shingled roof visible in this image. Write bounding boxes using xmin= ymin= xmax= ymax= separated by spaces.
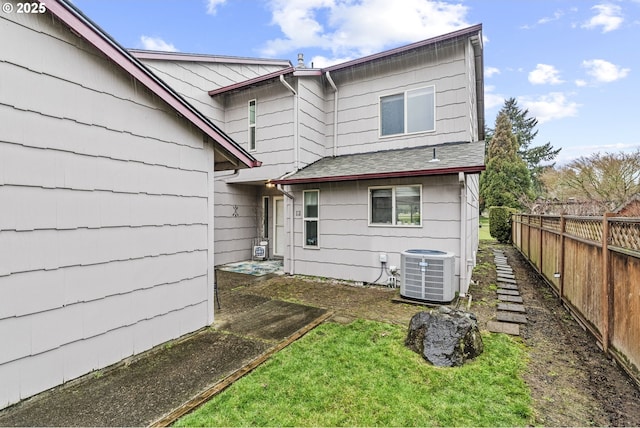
xmin=272 ymin=141 xmax=485 ymax=185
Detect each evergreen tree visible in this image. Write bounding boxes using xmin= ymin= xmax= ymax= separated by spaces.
xmin=480 ymin=112 xmax=533 ymax=210
xmin=486 ymin=98 xmax=560 ymax=194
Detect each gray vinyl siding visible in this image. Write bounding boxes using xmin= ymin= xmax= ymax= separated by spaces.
xmin=463 ymin=173 xmax=480 ymax=292
xmin=0 ymin=9 xmax=214 ymax=408
xmin=212 ymin=178 xmax=259 ymax=265
xmin=465 ymin=39 xmax=479 ymax=142
xmin=139 ymin=59 xmax=287 ymax=124
xmin=223 ymin=85 xmax=296 ymax=181
xmin=286 ymin=176 xmax=462 ymax=283
xmin=298 ymin=77 xmax=326 ymax=168
xmin=325 ymin=40 xmax=472 ymax=156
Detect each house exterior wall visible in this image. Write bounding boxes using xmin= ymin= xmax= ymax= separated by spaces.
xmin=463 ymin=173 xmax=480 ymax=293
xmin=297 ymin=76 xmax=326 ymax=168
xmin=284 ymin=175 xmax=462 ymax=284
xmin=0 ymin=9 xmax=215 ymax=409
xmin=465 ymin=39 xmax=480 ymax=143
xmin=325 ymin=39 xmax=476 ymax=157
xmin=212 ymin=179 xmax=259 ymax=265
xmin=138 ymin=58 xmax=288 ymax=125
xmin=211 ymin=83 xmax=297 ymax=264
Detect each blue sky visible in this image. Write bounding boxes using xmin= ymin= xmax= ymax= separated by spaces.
xmin=72 ymin=0 xmax=640 ymax=164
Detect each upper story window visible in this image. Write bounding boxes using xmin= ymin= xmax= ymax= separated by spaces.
xmin=380 ymin=86 xmax=435 ymax=136
xmin=369 ymin=185 xmax=422 ymax=227
xmin=248 ymin=99 xmax=256 ymax=151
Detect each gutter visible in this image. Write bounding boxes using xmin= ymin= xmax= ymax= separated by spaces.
xmin=325 ymin=71 xmax=338 ymax=157
xmin=272 ymin=165 xmax=486 ymax=185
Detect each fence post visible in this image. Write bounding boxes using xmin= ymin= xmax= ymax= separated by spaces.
xmin=527 ymin=215 xmax=531 ymax=260
xmin=601 ymin=212 xmax=613 ymax=353
xmin=559 ymin=215 xmax=565 ymax=300
xmin=538 ymin=216 xmax=544 ymax=274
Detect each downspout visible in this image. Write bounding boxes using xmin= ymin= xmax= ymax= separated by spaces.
xmin=279 ymin=75 xmax=299 ymax=170
xmin=279 ymin=76 xmax=299 ymax=275
xmin=459 ymin=172 xmax=468 ymax=295
xmin=277 ymin=180 xmax=295 ymax=276
xmin=325 ymin=71 xmax=338 ymax=157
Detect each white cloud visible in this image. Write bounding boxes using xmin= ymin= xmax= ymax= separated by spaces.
xmin=262 ymin=0 xmax=470 ymax=61
xmin=519 ymin=92 xmax=580 ymax=124
xmin=485 ymin=66 xmax=500 ymax=78
xmin=205 ymin=0 xmax=228 ymax=15
xmin=139 ymin=36 xmax=178 ymax=52
xmin=484 ymin=85 xmax=505 ymax=110
xmin=538 ymin=9 xmax=564 ymax=25
xmin=582 ymin=3 xmax=623 ymax=33
xmin=582 ymin=59 xmax=630 ymax=83
xmin=575 ymin=79 xmax=588 ymax=87
xmin=528 ymin=64 xmax=564 ymax=85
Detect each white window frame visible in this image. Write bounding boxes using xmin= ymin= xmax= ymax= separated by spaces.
xmin=248 ymin=99 xmax=256 ymax=151
xmin=379 ymin=86 xmax=436 ymax=137
xmin=368 ymin=185 xmax=422 ymax=227
xmin=303 ymin=189 xmax=320 ymax=248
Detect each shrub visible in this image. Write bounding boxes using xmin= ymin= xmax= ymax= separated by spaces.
xmin=489 ymin=206 xmax=517 ymax=243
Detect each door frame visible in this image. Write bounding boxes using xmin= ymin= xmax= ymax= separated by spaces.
xmin=273 ymin=196 xmax=285 ymax=257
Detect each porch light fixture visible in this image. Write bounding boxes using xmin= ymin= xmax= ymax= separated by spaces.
xmin=266 ymin=181 xmax=276 ymax=188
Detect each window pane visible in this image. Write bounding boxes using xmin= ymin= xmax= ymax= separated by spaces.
xmin=380 ymin=93 xmax=404 ymax=136
xmin=407 ymin=87 xmax=434 ymax=133
xmin=305 ymin=220 xmax=318 ymax=246
xmin=371 ymin=188 xmax=392 ymax=224
xmin=395 ymin=186 xmax=421 ymax=225
xmin=304 ymin=191 xmax=318 ymax=218
xmin=249 ymin=100 xmax=256 ymax=125
xmin=249 ymin=127 xmax=256 ymax=151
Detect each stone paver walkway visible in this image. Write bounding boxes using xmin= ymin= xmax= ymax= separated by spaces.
xmin=487 ymin=249 xmax=528 ymax=336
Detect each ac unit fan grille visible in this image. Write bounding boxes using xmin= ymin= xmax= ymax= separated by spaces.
xmin=400 ymin=249 xmax=456 ymax=303
xmin=403 ymin=257 xmax=445 ymax=300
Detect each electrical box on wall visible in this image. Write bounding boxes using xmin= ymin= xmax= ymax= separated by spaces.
xmin=379 ymin=253 xmax=387 ymax=263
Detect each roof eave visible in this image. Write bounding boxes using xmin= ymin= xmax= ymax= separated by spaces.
xmin=272 ymin=165 xmax=486 ymax=185
xmin=42 ymin=0 xmax=260 ymax=169
xmin=322 ymin=24 xmax=483 ymax=74
xmin=208 ymin=66 xmax=296 ymax=96
xmin=129 ymin=49 xmax=292 ymax=67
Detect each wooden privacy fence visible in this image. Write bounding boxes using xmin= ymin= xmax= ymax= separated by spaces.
xmin=512 ymin=214 xmax=640 ymax=385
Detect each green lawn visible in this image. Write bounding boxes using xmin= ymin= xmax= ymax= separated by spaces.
xmin=176 ymin=320 xmax=531 ymax=427
xmin=479 ymin=215 xmax=495 ymax=241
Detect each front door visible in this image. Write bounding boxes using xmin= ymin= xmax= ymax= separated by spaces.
xmin=274 ymin=197 xmax=285 ymax=257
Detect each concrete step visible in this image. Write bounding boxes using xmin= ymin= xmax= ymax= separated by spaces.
xmin=497 ymin=288 xmax=520 ymax=296
xmin=497 ymin=311 xmax=528 ymax=324
xmin=497 ymin=303 xmax=526 ymax=313
xmin=487 ymin=320 xmax=520 ymax=335
xmin=498 ymin=294 xmax=523 ymax=303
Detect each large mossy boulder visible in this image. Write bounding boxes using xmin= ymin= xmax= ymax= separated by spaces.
xmin=405 ymin=307 xmax=483 ymax=367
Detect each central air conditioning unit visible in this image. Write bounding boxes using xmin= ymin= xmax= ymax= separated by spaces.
xmin=400 ymin=249 xmax=457 ymax=303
